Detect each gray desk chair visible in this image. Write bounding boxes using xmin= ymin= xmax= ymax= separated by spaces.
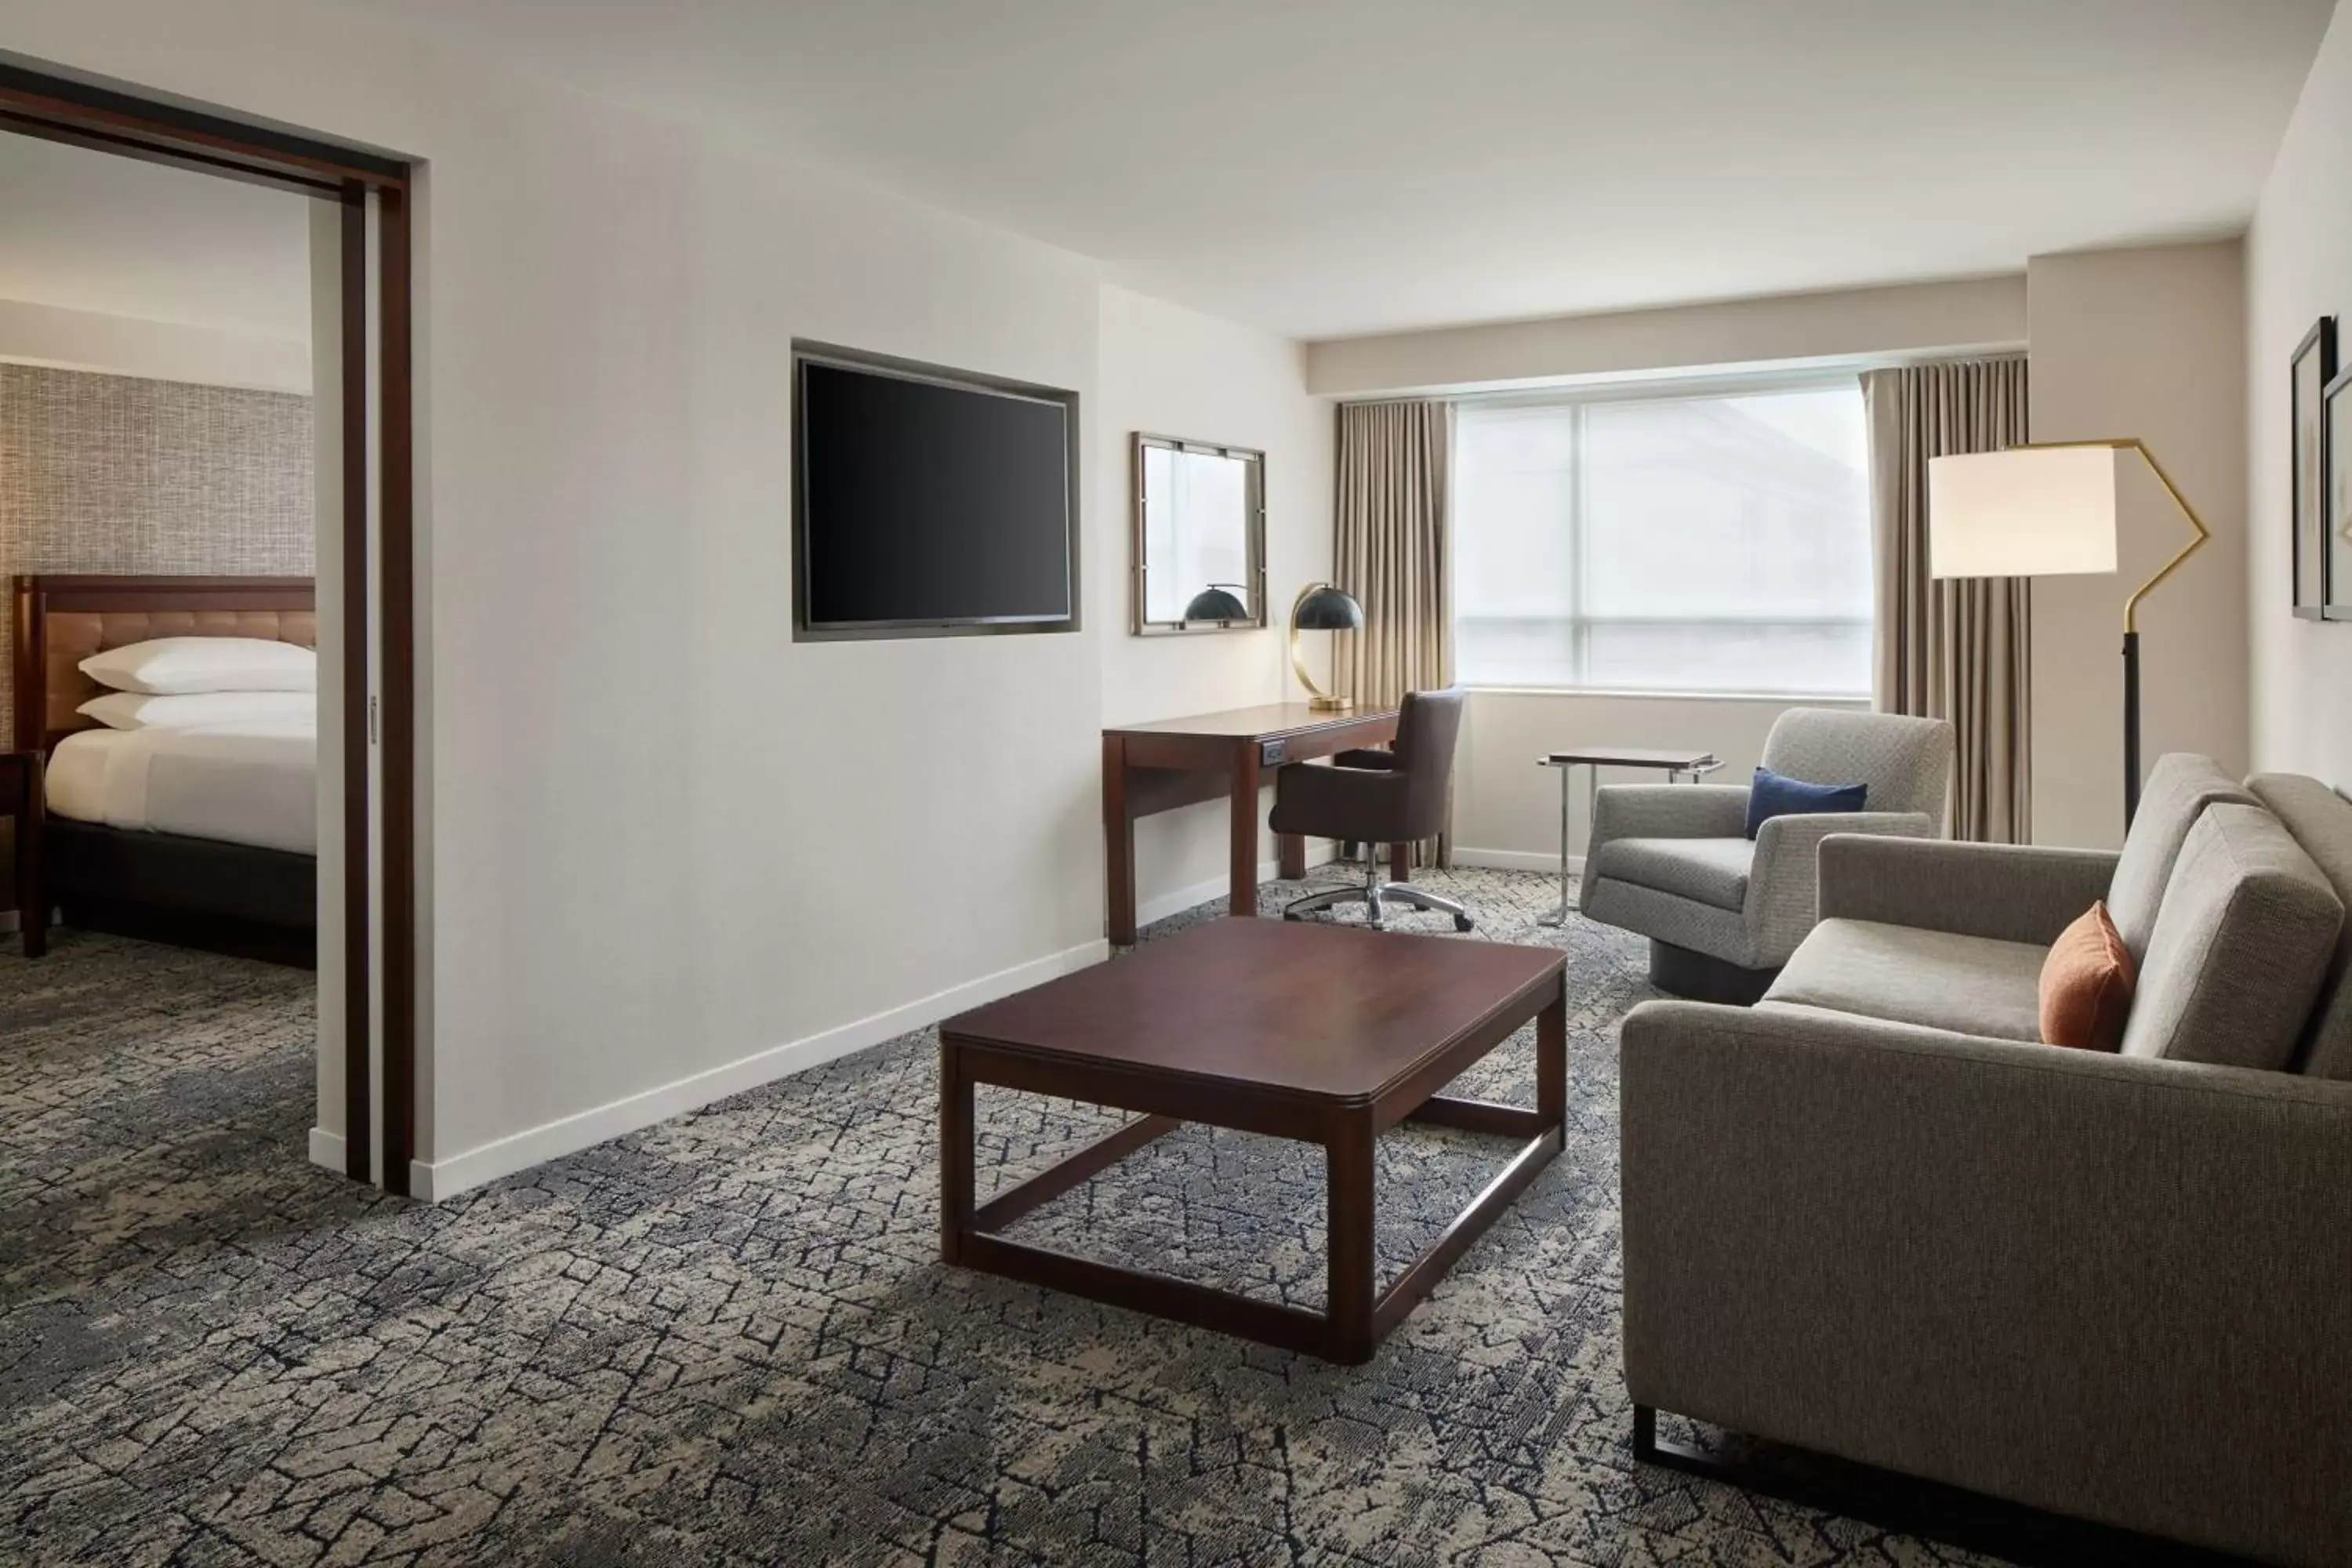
xmin=1270 ymin=687 xmax=1472 ymax=931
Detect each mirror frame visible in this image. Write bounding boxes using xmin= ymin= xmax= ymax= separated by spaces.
xmin=1131 ymin=432 xmax=1267 ymax=635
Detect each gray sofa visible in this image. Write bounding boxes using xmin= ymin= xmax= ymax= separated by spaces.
xmin=1581 ymin=708 xmax=1954 ymax=1003
xmin=1618 ymin=754 xmax=2352 ymax=1566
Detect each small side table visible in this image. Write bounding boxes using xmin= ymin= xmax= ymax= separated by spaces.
xmin=0 ymin=750 xmax=42 ymax=956
xmin=1535 ymin=747 xmax=1723 ymax=927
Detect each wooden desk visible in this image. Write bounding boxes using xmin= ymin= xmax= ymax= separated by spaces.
xmin=1103 ymin=702 xmax=1400 ymax=945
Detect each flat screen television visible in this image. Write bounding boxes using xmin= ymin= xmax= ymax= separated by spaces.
xmin=793 ymin=349 xmax=1076 ymax=637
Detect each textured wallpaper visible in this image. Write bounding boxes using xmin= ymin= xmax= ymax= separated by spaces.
xmin=0 ymin=363 xmax=315 ymax=742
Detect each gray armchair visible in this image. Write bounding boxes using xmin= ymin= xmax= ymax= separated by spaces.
xmin=1580 ymin=708 xmax=1952 ymax=1001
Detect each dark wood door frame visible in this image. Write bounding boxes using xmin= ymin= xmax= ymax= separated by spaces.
xmin=0 ymin=63 xmax=419 ymax=1196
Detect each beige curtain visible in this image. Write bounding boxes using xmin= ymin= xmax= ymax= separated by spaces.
xmin=1333 ymin=398 xmax=1454 ymax=864
xmin=1864 ymin=358 xmax=2032 ymax=843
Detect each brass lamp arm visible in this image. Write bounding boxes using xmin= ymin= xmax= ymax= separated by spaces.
xmin=1290 ymin=580 xmax=1335 ymax=706
xmin=2020 ymin=437 xmax=2211 ymax=633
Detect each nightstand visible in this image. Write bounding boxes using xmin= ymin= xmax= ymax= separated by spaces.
xmin=0 ymin=750 xmax=42 ymax=957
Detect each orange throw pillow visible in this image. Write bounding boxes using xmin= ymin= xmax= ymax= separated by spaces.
xmin=2038 ymin=900 xmax=2136 ymax=1051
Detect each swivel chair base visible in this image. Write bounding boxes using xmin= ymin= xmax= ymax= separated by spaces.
xmin=1648 ymin=941 xmax=1777 ymax=1006
xmin=1283 ymin=848 xmax=1472 ymax=933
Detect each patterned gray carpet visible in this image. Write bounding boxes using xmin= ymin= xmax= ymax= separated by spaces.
xmin=0 ymin=869 xmax=2000 ymax=1567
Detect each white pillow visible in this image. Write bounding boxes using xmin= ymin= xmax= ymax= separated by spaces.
xmin=79 ymin=636 xmax=315 ymax=695
xmin=78 ymin=689 xmax=317 ymax=731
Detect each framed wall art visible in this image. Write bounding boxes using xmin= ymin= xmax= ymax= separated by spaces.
xmin=2327 ymin=362 xmax=2352 ymax=619
xmin=2292 ymin=316 xmax=2335 ymax=619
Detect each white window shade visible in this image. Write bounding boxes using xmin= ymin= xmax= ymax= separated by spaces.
xmin=1454 ymin=384 xmax=1873 ymax=696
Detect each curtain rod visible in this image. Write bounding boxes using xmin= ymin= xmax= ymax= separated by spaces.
xmin=1338 ymin=345 xmax=2028 ymax=410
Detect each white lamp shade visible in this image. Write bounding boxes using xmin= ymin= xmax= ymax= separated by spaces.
xmin=1929 ymin=447 xmax=2119 ymax=579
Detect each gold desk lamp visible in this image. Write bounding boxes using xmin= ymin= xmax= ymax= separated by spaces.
xmin=1288 ymin=582 xmax=1363 ymax=713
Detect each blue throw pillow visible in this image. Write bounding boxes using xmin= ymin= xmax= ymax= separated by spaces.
xmin=1745 ymin=767 xmax=1867 ymax=840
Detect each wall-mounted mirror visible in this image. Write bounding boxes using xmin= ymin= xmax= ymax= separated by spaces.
xmin=1132 ymin=434 xmax=1265 ymax=634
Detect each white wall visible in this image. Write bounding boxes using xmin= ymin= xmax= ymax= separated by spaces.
xmin=1094 ymin=285 xmax=1335 ymax=923
xmin=1305 ymin=274 xmax=2027 ymax=398
xmin=0 ymin=298 xmax=309 ymax=391
xmin=2027 ymin=241 xmax=2249 ymax=849
xmin=2249 ymin=4 xmax=2352 ymax=786
xmin=6 ymin=0 xmax=1130 ymax=1197
xmin=1450 ymin=691 xmax=1864 ymax=870
xmin=0 ymin=122 xmax=312 ymax=340
xmin=0 ymin=125 xmax=311 ymax=388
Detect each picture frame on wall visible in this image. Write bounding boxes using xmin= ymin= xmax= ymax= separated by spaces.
xmin=2292 ymin=316 xmax=2335 ymax=619
xmin=2327 ymin=364 xmax=2352 ymax=620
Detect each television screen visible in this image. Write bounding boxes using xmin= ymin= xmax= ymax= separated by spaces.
xmin=796 ymin=355 xmax=1075 ymax=633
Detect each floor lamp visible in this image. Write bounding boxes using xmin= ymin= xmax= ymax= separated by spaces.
xmin=1927 ymin=439 xmax=2211 ymax=827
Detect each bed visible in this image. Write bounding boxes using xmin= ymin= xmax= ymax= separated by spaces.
xmin=13 ymin=574 xmax=318 ymax=964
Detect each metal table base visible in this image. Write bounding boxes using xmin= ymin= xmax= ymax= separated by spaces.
xmin=1535 ymin=750 xmax=1724 ymax=927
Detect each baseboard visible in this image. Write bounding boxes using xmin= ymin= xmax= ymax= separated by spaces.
xmin=407 ymin=937 xmax=1112 ymax=1203
xmin=1450 ymin=846 xmax=1582 ymax=875
xmin=308 ymin=1126 xmax=347 ymax=1174
xmin=1134 ymin=845 xmax=1338 ymax=928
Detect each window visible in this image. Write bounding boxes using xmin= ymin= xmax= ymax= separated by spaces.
xmin=1453 ymin=383 xmax=1873 ymax=696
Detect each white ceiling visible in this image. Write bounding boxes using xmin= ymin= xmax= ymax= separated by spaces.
xmin=338 ymin=0 xmax=2331 ymax=340
xmin=0 ymin=131 xmax=313 ymax=339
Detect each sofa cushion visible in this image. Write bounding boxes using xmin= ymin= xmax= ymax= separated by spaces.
xmin=2038 ymin=901 xmax=2134 ymax=1051
xmin=1762 ymin=917 xmax=2045 ymax=1042
xmin=1588 ymin=837 xmax=1752 ymax=912
xmin=2119 ymin=804 xmax=2344 ymax=1069
xmin=2105 ymin=753 xmax=2256 ymax=964
xmin=2248 ymin=773 xmax=2352 ymax=1079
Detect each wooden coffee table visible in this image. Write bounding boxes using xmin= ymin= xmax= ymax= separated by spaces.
xmin=938 ymin=917 xmax=1566 ymax=1364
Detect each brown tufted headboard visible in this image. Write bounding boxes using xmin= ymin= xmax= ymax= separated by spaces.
xmin=12 ymin=575 xmax=317 ymax=755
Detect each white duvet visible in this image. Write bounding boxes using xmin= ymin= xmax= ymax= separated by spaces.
xmin=45 ymin=716 xmax=317 ymax=855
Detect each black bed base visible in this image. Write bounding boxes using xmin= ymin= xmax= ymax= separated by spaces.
xmin=1632 ymin=1406 xmax=2265 ymax=1568
xmin=45 ymin=818 xmax=315 ymax=967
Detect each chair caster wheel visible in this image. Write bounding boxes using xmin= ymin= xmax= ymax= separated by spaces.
xmin=1454 ymin=913 xmax=1475 ymax=932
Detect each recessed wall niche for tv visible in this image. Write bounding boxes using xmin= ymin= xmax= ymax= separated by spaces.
xmin=793 ymin=343 xmax=1079 ymax=641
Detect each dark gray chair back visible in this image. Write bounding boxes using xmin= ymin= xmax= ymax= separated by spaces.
xmin=1392 ymin=687 xmax=1465 ymax=841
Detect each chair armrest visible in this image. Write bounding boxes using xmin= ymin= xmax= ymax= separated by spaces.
xmin=1268 ymin=759 xmax=1403 ymax=843
xmin=1818 ymin=834 xmax=2120 ymax=946
xmin=1331 ymin=748 xmax=1396 ymax=771
xmin=1746 ymin=811 xmax=1933 ymax=957
xmin=1618 ymin=1000 xmax=2352 ymax=1562
xmin=1588 ymin=784 xmax=1750 ymax=850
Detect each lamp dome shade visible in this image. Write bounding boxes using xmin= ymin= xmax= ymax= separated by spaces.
xmin=1182 ymin=586 xmax=1250 ymax=622
xmin=1293 ymin=584 xmax=1364 ymax=630
xmin=1929 ymin=448 xmax=2119 ymax=579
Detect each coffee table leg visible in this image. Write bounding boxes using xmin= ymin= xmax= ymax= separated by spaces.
xmin=940 ymin=1040 xmax=973 ymax=1265
xmin=1326 ymin=1111 xmax=1377 ymax=1363
xmin=1537 ymin=983 xmax=1567 ymax=1131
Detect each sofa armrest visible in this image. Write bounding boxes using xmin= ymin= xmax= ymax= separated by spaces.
xmin=1746 ymin=810 xmax=1933 ymax=958
xmin=1619 ymin=1000 xmax=2352 ymax=1564
xmin=1588 ymin=784 xmax=1749 ymax=850
xmin=1817 ymin=834 xmax=2120 ymax=946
